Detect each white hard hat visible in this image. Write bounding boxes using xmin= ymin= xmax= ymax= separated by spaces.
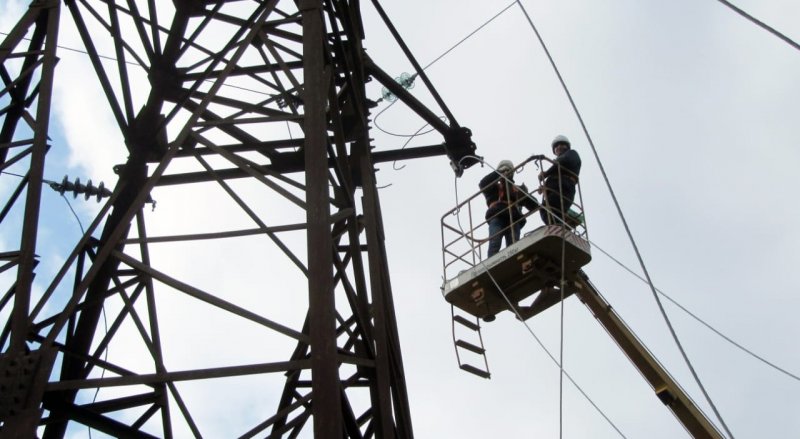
xmin=552 ymin=134 xmax=571 ymax=149
xmin=497 ymin=160 xmax=514 ymax=172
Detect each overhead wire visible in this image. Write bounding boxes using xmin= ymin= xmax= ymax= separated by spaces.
xmin=1 ymin=170 xmax=86 ymax=235
xmin=513 ymin=1 xmax=735 ymax=437
xmin=373 ymin=1 xmax=516 ymax=138
xmin=713 ymin=0 xmax=800 ymax=52
xmin=453 ymin=156 xmax=627 ymax=438
xmin=586 ymin=238 xmax=800 ymax=383
xmin=421 ymin=1 xmax=518 ymax=71
xmin=0 ymin=30 xmax=274 ymax=97
xmin=372 ymin=0 xmax=517 ymax=188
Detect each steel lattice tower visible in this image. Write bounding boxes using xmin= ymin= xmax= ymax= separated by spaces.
xmin=0 ymin=1 xmax=476 ymax=437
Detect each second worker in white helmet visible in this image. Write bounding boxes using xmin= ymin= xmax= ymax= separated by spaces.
xmin=537 ymin=135 xmax=582 ymax=225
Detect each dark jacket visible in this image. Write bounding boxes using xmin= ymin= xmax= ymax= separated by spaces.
xmin=543 ymin=149 xmax=581 ymax=191
xmin=479 ymin=171 xmax=527 ymax=224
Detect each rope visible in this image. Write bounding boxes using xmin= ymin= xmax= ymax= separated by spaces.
xmin=1 ymin=171 xmax=86 ymax=235
xmin=392 ymin=121 xmax=439 ymax=170
xmin=513 ymin=2 xmax=735 ymax=436
xmin=454 ymin=156 xmax=627 ymax=438
xmin=713 ymin=0 xmax=800 ymax=52
xmin=556 ymin=165 xmax=568 ymax=439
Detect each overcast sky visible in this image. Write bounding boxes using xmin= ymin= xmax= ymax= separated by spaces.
xmin=1 ymin=0 xmax=799 ymax=438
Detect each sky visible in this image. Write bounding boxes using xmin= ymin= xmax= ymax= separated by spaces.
xmin=1 ymin=0 xmax=799 ymax=438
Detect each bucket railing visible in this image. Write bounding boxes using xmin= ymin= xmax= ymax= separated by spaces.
xmin=441 ymin=161 xmax=587 ymax=286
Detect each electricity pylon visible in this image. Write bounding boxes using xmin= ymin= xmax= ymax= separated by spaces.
xmin=0 ymin=1 xmax=475 ymax=437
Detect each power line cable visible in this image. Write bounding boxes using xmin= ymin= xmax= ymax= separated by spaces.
xmin=422 ymin=1 xmax=517 ymax=71
xmin=373 ymin=1 xmax=516 ymax=137
xmin=0 ymin=30 xmax=138 ymax=65
xmin=586 ymin=238 xmax=800 ymax=383
xmin=1 ymin=170 xmax=30 ymax=179
xmin=713 ymin=0 xmax=800 ymax=52
xmin=60 ymin=195 xmax=86 ymax=236
xmin=0 ymin=30 xmax=274 ymax=97
xmin=513 ymin=2 xmax=735 ymax=437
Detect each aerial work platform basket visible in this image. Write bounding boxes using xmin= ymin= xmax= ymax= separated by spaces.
xmin=443 ymin=224 xmax=591 ymax=320
xmin=441 ymin=165 xmax=592 ymax=322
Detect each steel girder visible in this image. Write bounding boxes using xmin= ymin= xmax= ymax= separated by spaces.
xmin=0 ymin=1 xmax=469 ymax=437
xmin=0 ymin=1 xmax=61 ymax=435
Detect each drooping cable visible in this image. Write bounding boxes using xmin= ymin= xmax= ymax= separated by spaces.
xmin=392 ymin=120 xmax=442 ymax=170
xmin=587 ymin=238 xmax=800 ymax=383
xmin=713 ymin=0 xmax=800 ymax=52
xmin=60 ymin=195 xmax=86 ymax=235
xmin=513 ymin=2 xmax=735 ymax=437
xmin=508 ymin=157 xmax=800 ymax=386
xmin=453 ymin=157 xmax=627 ymax=438
xmin=483 ymin=165 xmax=800 ymax=387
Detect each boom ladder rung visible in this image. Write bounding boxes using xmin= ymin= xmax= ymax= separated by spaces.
xmin=453 ymin=315 xmax=479 ymax=331
xmin=459 ymin=364 xmax=491 ymax=379
xmin=455 ymin=339 xmax=485 ymax=355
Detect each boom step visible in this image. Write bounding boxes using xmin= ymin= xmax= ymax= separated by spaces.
xmin=450 ymin=305 xmax=491 ymax=379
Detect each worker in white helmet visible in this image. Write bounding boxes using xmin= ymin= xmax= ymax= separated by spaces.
xmin=536 ymin=135 xmax=582 ymax=225
xmin=479 ymin=160 xmax=532 ymax=257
